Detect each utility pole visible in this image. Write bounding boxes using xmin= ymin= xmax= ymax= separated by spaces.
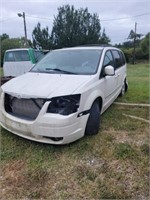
xmin=18 ymin=12 xmax=28 ymax=46
xmin=133 ymin=22 xmax=137 ymax=64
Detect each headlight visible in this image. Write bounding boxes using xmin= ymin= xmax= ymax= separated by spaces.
xmin=47 ymin=94 xmax=81 ymax=115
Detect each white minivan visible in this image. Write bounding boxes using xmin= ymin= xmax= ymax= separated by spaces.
xmin=0 ymin=46 xmax=128 ymax=144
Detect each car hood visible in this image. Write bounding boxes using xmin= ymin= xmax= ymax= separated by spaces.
xmin=2 ymin=72 xmax=92 ymax=98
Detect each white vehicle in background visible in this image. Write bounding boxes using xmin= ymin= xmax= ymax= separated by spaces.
xmin=0 ymin=45 xmax=128 ymax=144
xmin=1 ymin=48 xmax=44 ymax=84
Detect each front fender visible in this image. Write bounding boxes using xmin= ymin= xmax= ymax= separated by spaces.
xmin=80 ymin=89 xmax=104 ymax=113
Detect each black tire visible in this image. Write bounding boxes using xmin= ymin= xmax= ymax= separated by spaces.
xmin=85 ymin=101 xmax=100 ymax=136
xmin=125 ymin=79 xmax=128 ymax=92
xmin=119 ymin=78 xmax=128 ymax=97
xmin=119 ymin=81 xmax=126 ymax=97
xmin=120 ymin=79 xmax=128 ymax=97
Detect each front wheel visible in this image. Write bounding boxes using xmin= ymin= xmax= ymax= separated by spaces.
xmin=85 ymin=101 xmax=100 ymax=136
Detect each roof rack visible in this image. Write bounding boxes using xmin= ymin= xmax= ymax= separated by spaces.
xmin=76 ymin=44 xmax=112 ymax=47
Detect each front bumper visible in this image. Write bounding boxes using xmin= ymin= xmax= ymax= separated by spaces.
xmin=0 ymin=94 xmax=89 ymax=144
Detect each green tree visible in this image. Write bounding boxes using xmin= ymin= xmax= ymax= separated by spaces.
xmin=32 ymin=23 xmax=51 ymax=50
xmin=99 ymin=29 xmax=110 ymax=44
xmin=140 ymin=32 xmax=149 ymax=58
xmin=51 ymin=5 xmax=110 ymax=48
xmin=0 ymin=33 xmax=9 ymax=41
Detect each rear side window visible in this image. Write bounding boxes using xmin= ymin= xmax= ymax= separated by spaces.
xmin=112 ymin=50 xmax=123 ymax=69
xmin=120 ymin=51 xmax=126 ymax=65
xmin=5 ymin=50 xmax=30 ymax=62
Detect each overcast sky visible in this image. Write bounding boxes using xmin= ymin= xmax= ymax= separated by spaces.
xmin=0 ymin=0 xmax=150 ymax=44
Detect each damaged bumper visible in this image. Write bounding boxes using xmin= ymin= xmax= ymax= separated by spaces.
xmin=0 ymin=93 xmax=88 ymax=144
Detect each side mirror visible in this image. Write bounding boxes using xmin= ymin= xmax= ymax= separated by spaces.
xmin=104 ymin=65 xmax=115 ymax=76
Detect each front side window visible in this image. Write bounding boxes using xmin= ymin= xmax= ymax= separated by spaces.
xmin=5 ymin=50 xmax=30 ymax=62
xmin=103 ymin=51 xmax=114 ymax=67
xmin=31 ymin=49 xmax=102 ymax=75
xmin=100 ymin=50 xmax=114 ymax=78
xmin=112 ymin=50 xmax=123 ymax=69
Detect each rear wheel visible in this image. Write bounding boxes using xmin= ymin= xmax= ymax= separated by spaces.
xmin=120 ymin=79 xmax=128 ymax=97
xmin=85 ymin=101 xmax=100 ymax=136
xmin=120 ymin=81 xmax=126 ymax=96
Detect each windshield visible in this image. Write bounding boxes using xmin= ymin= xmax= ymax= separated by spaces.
xmin=5 ymin=50 xmax=30 ymax=62
xmin=31 ymin=49 xmax=102 ymax=75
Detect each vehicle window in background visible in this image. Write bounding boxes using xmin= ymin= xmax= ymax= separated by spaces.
xmin=33 ymin=51 xmax=44 ymax=62
xmin=31 ymin=49 xmax=102 ymax=75
xmin=5 ymin=50 xmax=30 ymax=62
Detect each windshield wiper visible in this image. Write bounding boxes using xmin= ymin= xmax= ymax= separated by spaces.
xmin=45 ymin=68 xmax=77 ymax=74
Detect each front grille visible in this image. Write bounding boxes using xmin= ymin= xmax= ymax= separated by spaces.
xmin=4 ymin=93 xmax=45 ymax=120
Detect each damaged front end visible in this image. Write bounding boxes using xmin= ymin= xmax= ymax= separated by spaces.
xmin=4 ymin=93 xmax=81 ymax=121
xmin=4 ymin=93 xmax=45 ymax=120
xmin=47 ymin=94 xmax=81 ymax=115
xmin=0 ymin=92 xmax=85 ymax=144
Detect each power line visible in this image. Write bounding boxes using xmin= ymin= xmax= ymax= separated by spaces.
xmin=0 ymin=15 xmax=52 ymax=23
xmin=26 ymin=12 xmax=150 ymax=21
xmin=100 ymin=13 xmax=150 ymax=22
xmin=0 ymin=12 xmax=150 ymax=23
xmin=0 ymin=16 xmax=18 ymax=22
xmin=26 ymin=14 xmax=53 ymax=20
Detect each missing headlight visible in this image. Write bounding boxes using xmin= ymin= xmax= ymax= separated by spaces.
xmin=47 ymin=94 xmax=81 ymax=115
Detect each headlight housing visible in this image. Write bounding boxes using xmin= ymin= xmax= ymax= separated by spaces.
xmin=47 ymin=94 xmax=81 ymax=115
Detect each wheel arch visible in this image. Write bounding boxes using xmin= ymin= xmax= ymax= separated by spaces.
xmin=79 ymin=89 xmax=104 ymax=115
xmin=84 ymin=96 xmax=102 ymax=136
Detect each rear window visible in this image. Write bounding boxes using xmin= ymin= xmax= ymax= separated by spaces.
xmin=4 ymin=50 xmax=30 ymax=62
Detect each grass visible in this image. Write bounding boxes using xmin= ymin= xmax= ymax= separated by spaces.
xmin=117 ymin=63 xmax=149 ymax=103
xmin=0 ymin=62 xmax=149 ymax=199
